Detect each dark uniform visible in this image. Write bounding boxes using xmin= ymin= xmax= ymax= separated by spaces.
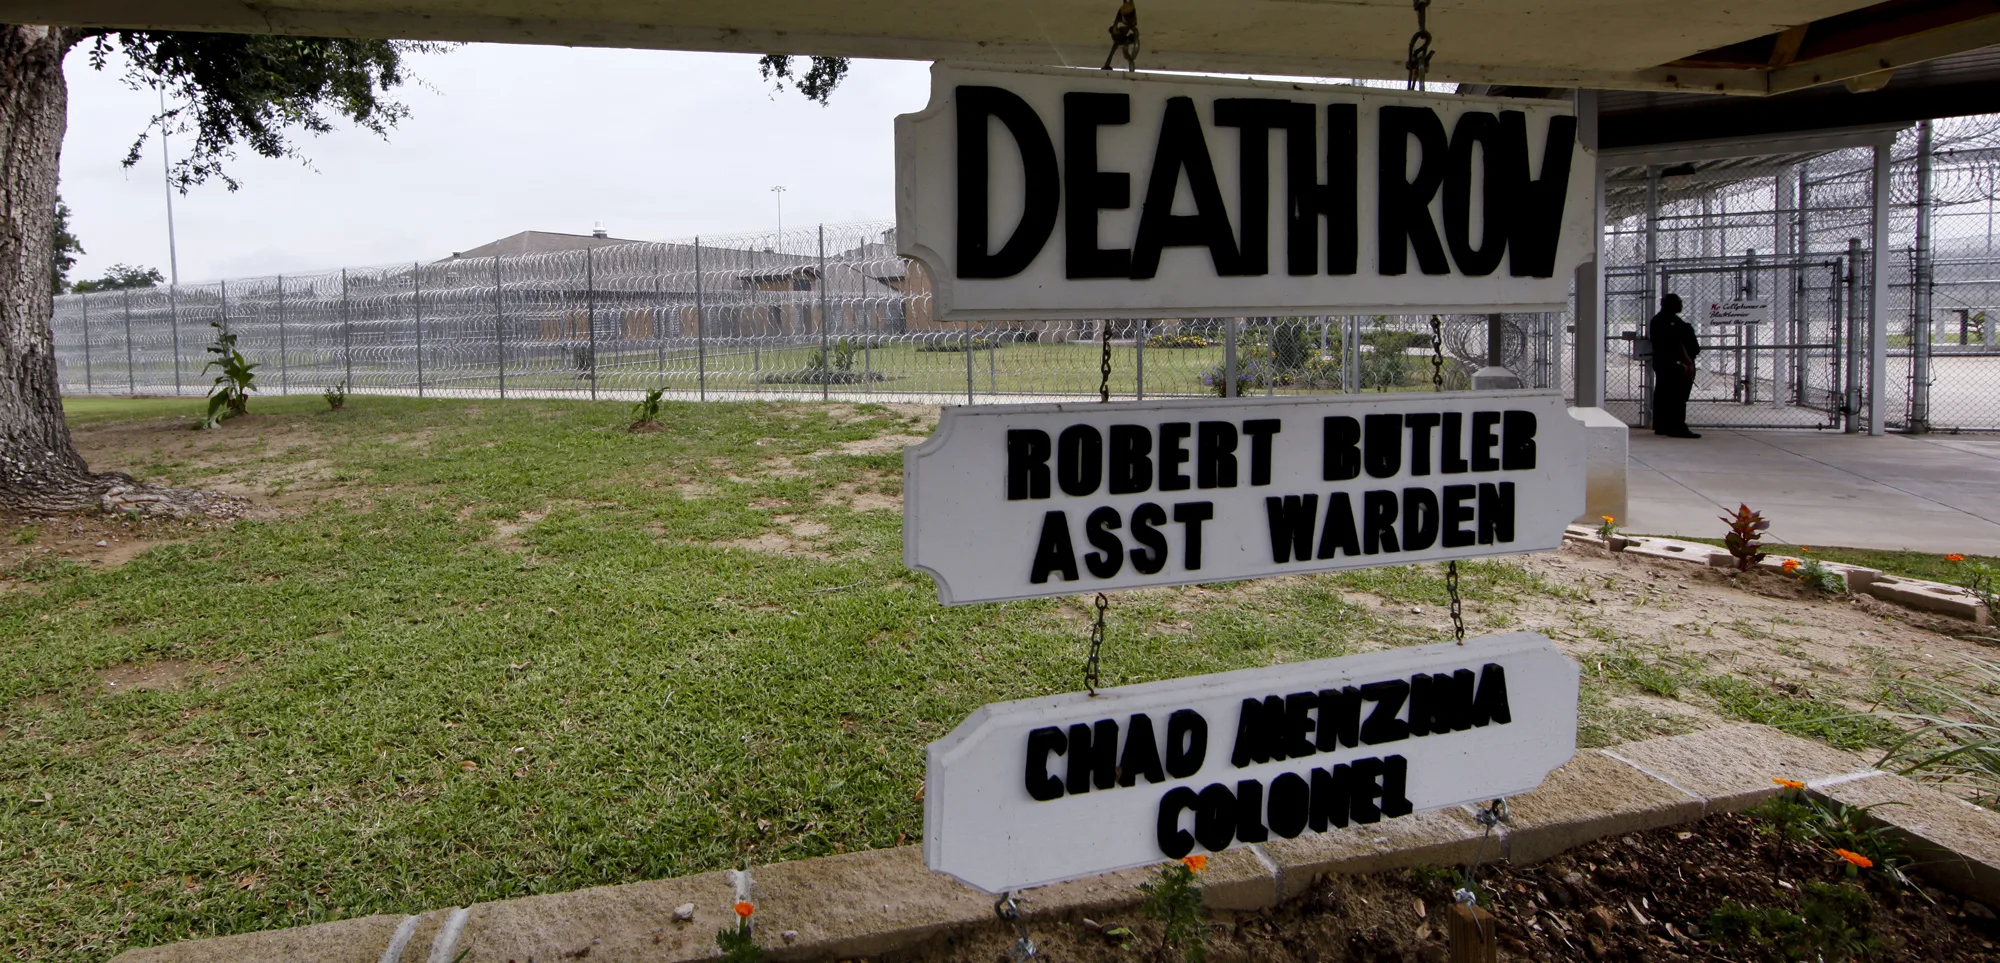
xmin=1649 ymin=303 xmax=1701 ymax=437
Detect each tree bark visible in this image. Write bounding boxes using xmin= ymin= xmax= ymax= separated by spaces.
xmin=0 ymin=26 xmax=220 ymax=516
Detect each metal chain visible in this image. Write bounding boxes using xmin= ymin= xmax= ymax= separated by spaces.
xmin=996 ymin=894 xmax=1038 ymax=961
xmin=1405 ymin=0 xmax=1435 ymax=90
xmin=1102 ymin=0 xmax=1140 ymax=73
xmin=1099 ymin=323 xmax=1114 ymax=402
xmin=1430 ymin=316 xmax=1467 ymax=645
xmin=1085 ymin=593 xmax=1108 ymax=696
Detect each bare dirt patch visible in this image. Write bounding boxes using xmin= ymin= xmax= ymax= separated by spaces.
xmin=0 ymin=513 xmax=201 ymax=588
xmin=96 ymin=659 xmax=232 ymax=697
xmin=827 ymin=433 xmax=930 ymax=456
xmin=714 ymin=531 xmax=829 ymax=559
xmin=488 ymin=511 xmax=545 ymax=551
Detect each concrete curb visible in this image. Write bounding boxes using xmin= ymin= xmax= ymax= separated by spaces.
xmin=1561 ymin=527 xmax=1993 ymax=625
xmin=109 ymin=724 xmax=2000 ymax=963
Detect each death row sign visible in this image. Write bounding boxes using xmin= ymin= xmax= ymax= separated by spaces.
xmin=902 ymin=392 xmax=1586 ymax=604
xmin=924 ymin=633 xmax=1580 ymax=894
xmin=894 ymin=64 xmax=1596 ymax=319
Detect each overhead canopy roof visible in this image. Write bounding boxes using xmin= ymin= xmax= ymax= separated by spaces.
xmin=32 ymin=0 xmax=2000 ymax=94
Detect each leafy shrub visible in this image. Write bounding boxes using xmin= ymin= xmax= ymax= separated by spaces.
xmin=198 ymin=322 xmax=257 ymax=430
xmin=1140 ymin=857 xmax=1208 ymax=963
xmin=1146 ymin=332 xmax=1212 ymax=349
xmin=631 ymin=388 xmax=665 ymax=428
xmin=322 ymin=382 xmax=347 ymax=411
xmin=1268 ymin=323 xmax=1311 ymax=370
xmin=914 ymin=336 xmax=993 ymax=353
xmin=1707 ymin=883 xmax=1880 ymax=963
xmin=1720 ymin=504 xmax=1771 ymax=572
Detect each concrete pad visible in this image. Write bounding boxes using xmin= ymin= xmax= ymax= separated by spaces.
xmin=449 ymin=869 xmax=736 ymax=963
xmin=110 ymin=913 xmax=408 ymax=963
xmin=1622 ymin=535 xmax=1726 ymax=567
xmin=1813 ymin=772 xmax=2000 ymax=905
xmin=1600 ymin=724 xmax=1872 ymax=813
xmin=1258 ymin=807 xmax=1489 ymax=900
xmin=1018 ymin=846 xmax=1275 ymax=914
xmin=751 ymin=846 xmax=993 ymax=960
xmin=1496 ymin=750 xmax=1704 ymax=864
xmin=1754 ymin=554 xmax=1881 ymax=592
xmin=1865 ymin=576 xmax=1991 ymax=624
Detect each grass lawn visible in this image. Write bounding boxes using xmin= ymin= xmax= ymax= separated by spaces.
xmin=2 ymin=394 xmax=1521 ymax=961
xmin=1673 ymin=536 xmax=1997 ymax=585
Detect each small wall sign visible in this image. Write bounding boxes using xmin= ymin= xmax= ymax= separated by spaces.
xmin=903 ymin=391 xmax=1585 ymax=605
xmin=924 ymin=632 xmax=1578 ymax=894
xmin=895 ymin=63 xmax=1596 ymax=320
xmin=1706 ymin=300 xmax=1770 ymax=327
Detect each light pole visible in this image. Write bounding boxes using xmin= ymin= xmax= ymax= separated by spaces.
xmin=159 ymin=87 xmax=180 ymax=285
xmin=771 ymin=184 xmax=787 ymax=242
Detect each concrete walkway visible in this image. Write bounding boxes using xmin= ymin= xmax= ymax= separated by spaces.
xmin=1625 ymin=429 xmax=2000 ymax=553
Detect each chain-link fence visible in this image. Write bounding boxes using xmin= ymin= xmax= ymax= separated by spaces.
xmin=51 ymin=222 xmax=1570 ymax=407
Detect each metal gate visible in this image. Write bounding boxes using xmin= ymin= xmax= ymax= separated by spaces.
xmin=1604 ymin=252 xmax=1856 ymax=429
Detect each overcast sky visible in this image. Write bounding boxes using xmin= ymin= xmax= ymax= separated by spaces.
xmin=59 ymin=44 xmax=933 ymax=283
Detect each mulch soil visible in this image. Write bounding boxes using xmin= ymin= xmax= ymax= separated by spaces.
xmin=891 ymin=811 xmax=2000 ymax=962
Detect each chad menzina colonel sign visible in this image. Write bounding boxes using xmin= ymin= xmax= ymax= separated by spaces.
xmin=895 ymin=64 xmax=1596 ymax=320
xmin=903 ymin=391 xmax=1584 ymax=605
xmin=925 ymin=633 xmax=1578 ymax=893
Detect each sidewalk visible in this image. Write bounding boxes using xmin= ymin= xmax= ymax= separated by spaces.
xmin=1625 ymin=429 xmax=2000 ymax=553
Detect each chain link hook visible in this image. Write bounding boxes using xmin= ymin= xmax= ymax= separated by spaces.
xmin=1085 ymin=593 xmax=1109 ymax=695
xmin=1103 ymin=0 xmax=1140 ymax=73
xmin=995 ymin=893 xmax=1038 ymax=961
xmin=1405 ymin=0 xmax=1435 ymax=90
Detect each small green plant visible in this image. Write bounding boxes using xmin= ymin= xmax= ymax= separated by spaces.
xmin=715 ymin=901 xmax=765 ymax=963
xmin=10 ymin=524 xmax=38 ymax=546
xmin=1596 ymin=514 xmax=1619 ymax=540
xmin=1752 ymin=780 xmax=1913 ymax=885
xmin=1947 ymin=554 xmax=1998 ymax=614
xmin=631 ymin=387 xmax=665 ymax=428
xmin=1870 ymin=653 xmax=2000 ymax=808
xmin=1787 ymin=557 xmax=1846 ymax=593
xmin=1139 ymin=855 xmax=1209 ymax=963
xmin=1707 ymin=882 xmax=1881 ymax=962
xmin=831 ymin=337 xmax=860 ymax=372
xmin=322 ymin=382 xmax=347 ymax=411
xmin=198 ymin=322 xmax=257 ymax=429
xmin=1720 ymin=503 xmax=1771 ymax=572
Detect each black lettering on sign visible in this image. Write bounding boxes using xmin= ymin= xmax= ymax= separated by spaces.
xmin=1323 ymin=416 xmax=1361 ymax=481
xmin=1441 ymin=412 xmax=1469 ymax=474
xmin=1404 ymin=412 xmax=1440 ymax=476
xmin=1381 ymin=755 xmax=1415 ymax=818
xmin=1173 ymin=501 xmax=1214 ymax=570
xmin=1407 ymin=672 xmax=1434 ymax=738
xmin=1472 ymin=663 xmax=1513 ymax=725
xmin=1284 ymin=691 xmax=1319 ymax=758
xmin=1007 ymin=429 xmax=1051 ymax=500
xmin=1402 ymin=487 xmax=1440 ymax=552
xmin=1030 ymin=511 xmax=1080 ymax=583
xmin=1471 ymin=410 xmax=1502 ymax=472
xmin=1267 ymin=771 xmax=1311 ymax=839
xmin=1084 ymin=506 xmax=1124 ymax=579
xmin=1348 ymin=755 xmax=1387 ymax=823
xmin=1265 ymin=494 xmax=1319 ymax=564
xmin=956 ymin=86 xmax=1060 ymax=279
xmin=1359 ymin=680 xmax=1411 ymax=745
xmin=1057 ymin=425 xmax=1102 ymax=497
xmin=1159 ymin=422 xmax=1193 ymax=490
xmin=1288 ymin=104 xmax=1359 ymax=276
xmin=1378 ymin=106 xmax=1450 ymax=276
xmin=1131 ymin=97 xmax=1243 ymax=279
xmin=1166 ymin=708 xmax=1209 ymax=778
xmin=1236 ymin=779 xmax=1270 ymax=843
xmin=1128 ymin=502 xmax=1170 ymax=575
xmin=1316 ymin=685 xmax=1361 ymax=751
xmin=1362 ymin=489 xmax=1400 ymax=555
xmin=1317 ymin=491 xmax=1362 ymax=559
xmin=1242 ymin=418 xmax=1281 ymax=485
xmin=1157 ymin=786 xmax=1199 ymax=858
xmin=1231 ymin=695 xmax=1287 ymax=767
xmin=1025 ymin=725 xmax=1066 ymax=801
xmin=1310 ymin=763 xmax=1351 ymax=831
xmin=1505 ymin=111 xmax=1578 ymax=278
xmin=1441 ymin=484 xmax=1476 ymax=549
xmin=1108 ymin=424 xmax=1154 ymax=495
xmin=1443 ymin=111 xmax=1509 ymax=277
xmin=1119 ymin=712 xmax=1168 ymax=787
xmin=1364 ymin=414 xmax=1403 ymax=478
xmin=1197 ymin=421 xmax=1238 ymax=489
xmin=1213 ymin=98 xmax=1286 ymax=276
xmin=1502 ymin=409 xmax=1537 ymax=470
xmin=1067 ymin=719 xmax=1119 ymax=794
xmin=1478 ymin=481 xmax=1516 ymax=544
xmin=1195 ymin=783 xmax=1237 ymax=852
xmin=1063 ymin=92 xmax=1134 ymax=279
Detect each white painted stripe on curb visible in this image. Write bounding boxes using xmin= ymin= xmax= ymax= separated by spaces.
xmin=1246 ymin=843 xmax=1283 ymax=896
xmin=1597 ymin=749 xmax=1705 ymax=807
xmin=426 ymin=907 xmax=471 ymax=963
xmin=377 ymin=915 xmax=421 ymax=963
xmin=1809 ymin=770 xmax=1889 ymax=790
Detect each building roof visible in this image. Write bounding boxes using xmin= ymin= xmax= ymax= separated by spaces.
xmin=449 ymin=230 xmax=650 ymax=260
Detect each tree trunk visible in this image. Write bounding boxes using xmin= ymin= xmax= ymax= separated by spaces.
xmin=0 ymin=26 xmax=224 ymax=517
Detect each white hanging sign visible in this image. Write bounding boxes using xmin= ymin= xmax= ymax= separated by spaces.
xmin=895 ymin=63 xmax=1597 ymax=320
xmin=903 ymin=391 xmax=1585 ymax=606
xmin=1706 ymin=300 xmax=1770 ymax=327
xmin=925 ymin=632 xmax=1578 ymax=894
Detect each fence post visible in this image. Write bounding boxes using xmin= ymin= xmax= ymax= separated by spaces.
xmin=1224 ymin=317 xmax=1238 ymax=398
xmin=965 ymin=322 xmax=975 ymax=404
xmin=1136 ymin=319 xmax=1146 ymax=400
xmin=81 ymin=291 xmax=92 ymax=393
xmin=123 ymin=287 xmax=136 ymax=394
xmin=277 ymin=274 xmax=289 ymax=395
xmin=168 ymin=283 xmax=181 ymax=395
xmin=586 ymin=246 xmax=598 ymax=401
xmin=493 ymin=257 xmax=506 ymax=400
xmin=987 ymin=319 xmax=998 ymax=395
xmin=695 ymin=237 xmax=706 ymax=401
xmin=1845 ymin=237 xmax=1863 ymax=431
xmin=341 ymin=269 xmax=354 ymax=392
xmin=414 ymin=262 xmax=425 ymax=399
xmin=654 ymin=244 xmax=666 ymax=387
xmin=819 ymin=225 xmax=830 ymax=402
xmin=1911 ymin=120 xmax=1934 ymax=433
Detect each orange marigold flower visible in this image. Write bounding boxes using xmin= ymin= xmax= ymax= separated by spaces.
xmin=1835 ymin=849 xmax=1873 ymax=869
xmin=1601 ymin=515 xmax=1615 ymax=524
xmin=1782 ymin=559 xmax=1801 ymax=573
xmin=734 ymin=901 xmax=755 ymax=918
xmin=1181 ymin=854 xmax=1208 ymax=873
xmin=1946 ymin=553 xmax=1966 ymax=563
xmin=1772 ymin=777 xmax=1805 ymax=790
